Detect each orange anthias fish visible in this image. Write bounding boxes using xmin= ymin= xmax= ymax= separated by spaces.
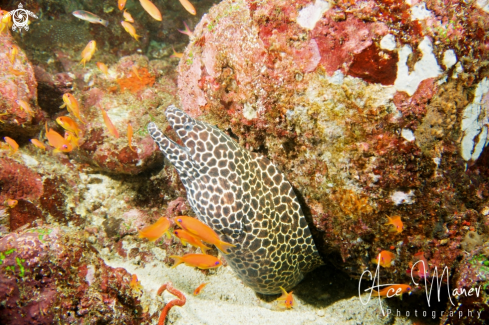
xmin=64 ymin=131 xmax=79 ymax=149
xmin=409 ymin=252 xmax=430 ymax=280
xmin=60 ymin=93 xmax=85 ymax=124
xmin=131 ymin=66 xmax=142 ymax=80
xmin=16 ymin=99 xmax=35 ymax=117
xmin=100 ymin=108 xmax=119 ymax=138
xmin=45 ymin=124 xmax=73 ymax=153
xmin=139 ymin=0 xmax=162 ymax=21
xmin=372 ymin=284 xmax=412 ymax=298
xmin=97 ymin=62 xmax=109 ymax=76
xmin=193 ymin=283 xmax=207 ymax=295
xmin=56 ymin=116 xmax=81 ymax=138
xmin=8 ymin=67 xmax=25 ymax=76
xmin=123 ymin=10 xmax=134 ymax=23
xmin=277 ymin=287 xmax=296 ymax=309
xmin=173 ymin=229 xmax=211 ymax=254
xmin=170 ymin=253 xmax=222 ymax=269
xmin=138 ymin=216 xmax=171 ymax=242
xmin=175 ymin=216 xmax=236 ymax=254
xmin=170 ymin=46 xmax=183 ymax=59
xmin=121 ymin=21 xmax=140 ymax=41
xmin=178 ymin=21 xmax=194 ymax=38
xmin=9 ymin=45 xmax=18 ymax=64
xmin=80 ymin=40 xmax=96 ymax=67
xmin=371 ymin=250 xmax=396 ymax=268
xmin=30 ymin=139 xmax=46 ymax=150
xmin=118 ymin=0 xmax=127 ymax=10
xmin=178 ymin=0 xmax=196 ymax=15
xmin=130 ymin=274 xmax=142 ymax=291
xmin=6 ymin=199 xmax=18 ymax=208
xmin=385 ymin=215 xmax=403 ymax=233
xmin=4 ymin=137 xmax=19 ymax=155
xmin=127 ymin=122 xmax=136 ymax=152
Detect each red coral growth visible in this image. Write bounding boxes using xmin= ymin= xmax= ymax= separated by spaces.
xmin=116 ymin=68 xmax=155 ymax=94
xmin=157 ymin=282 xmax=186 ymax=325
xmin=9 ymin=199 xmax=43 ymax=231
xmin=347 ymin=43 xmax=398 ymax=85
xmin=0 ymin=157 xmax=43 ymax=203
xmin=311 ymin=14 xmax=387 ymax=75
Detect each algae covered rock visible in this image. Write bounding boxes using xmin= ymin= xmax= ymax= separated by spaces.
xmin=175 ymin=0 xmax=489 ymax=288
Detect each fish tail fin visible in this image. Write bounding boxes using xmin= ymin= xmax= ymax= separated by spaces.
xmin=215 ymin=240 xmax=236 ymax=254
xmin=165 ymin=230 xmax=172 ymax=240
xmin=135 ymin=34 xmax=141 ymax=42
xmin=169 ymin=255 xmax=183 ymax=268
xmin=199 ymin=244 xmax=211 ymax=254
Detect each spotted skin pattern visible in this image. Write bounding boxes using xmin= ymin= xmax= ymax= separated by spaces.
xmin=148 ymin=105 xmax=324 ymax=294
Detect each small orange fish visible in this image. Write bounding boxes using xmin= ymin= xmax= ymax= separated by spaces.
xmin=30 ymin=139 xmax=46 ymax=150
xmin=60 ymin=93 xmax=85 ymax=124
xmin=127 ymin=122 xmax=136 ymax=152
xmin=372 ymin=284 xmax=412 ymax=298
xmin=64 ymin=131 xmax=79 ymax=149
xmin=45 ymin=125 xmax=73 ymax=153
xmin=129 ymin=274 xmax=142 ymax=291
xmin=139 ymin=0 xmax=162 ymax=21
xmin=118 ymin=0 xmax=127 ymax=10
xmin=80 ymin=40 xmax=96 ymax=67
xmin=371 ymin=250 xmax=396 ymax=268
xmin=131 ymin=66 xmax=142 ymax=80
xmin=178 ymin=0 xmax=196 ymax=15
xmin=9 ymin=45 xmax=18 ymax=64
xmin=175 ymin=216 xmax=236 ymax=254
xmin=8 ymin=67 xmax=25 ymax=76
xmin=170 ymin=253 xmax=222 ymax=269
xmin=193 ymin=283 xmax=207 ymax=295
xmin=385 ymin=215 xmax=403 ymax=233
xmin=409 ymin=252 xmax=430 ymax=280
xmin=16 ymin=99 xmax=35 ymax=117
xmin=4 ymin=137 xmax=19 ymax=155
xmin=96 ymin=62 xmax=109 ymax=77
xmin=100 ymin=108 xmax=119 ymax=138
xmin=6 ymin=199 xmax=18 ymax=208
xmin=173 ymin=229 xmax=211 ymax=254
xmin=56 ymin=116 xmax=81 ymax=138
xmin=123 ymin=10 xmax=134 ymax=23
xmin=170 ymin=46 xmax=183 ymax=59
xmin=178 ymin=21 xmax=194 ymax=37
xmin=277 ymin=287 xmax=296 ymax=309
xmin=121 ymin=21 xmax=140 ymax=41
xmin=138 ymin=216 xmax=171 ymax=242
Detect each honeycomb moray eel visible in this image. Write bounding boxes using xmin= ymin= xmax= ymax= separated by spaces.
xmin=148 ymin=105 xmax=324 ymax=294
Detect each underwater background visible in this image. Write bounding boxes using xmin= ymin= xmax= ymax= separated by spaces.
xmin=0 ymin=0 xmax=489 ymax=324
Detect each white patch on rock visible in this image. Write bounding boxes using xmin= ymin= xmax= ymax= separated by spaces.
xmin=21 ymin=153 xmax=39 ymax=167
xmin=390 ymin=190 xmax=415 ymax=205
xmin=460 ymin=78 xmax=489 ymax=161
xmin=328 ymin=70 xmax=344 ymax=85
xmin=401 ymin=128 xmax=415 ymax=141
xmin=476 ymin=0 xmax=489 ymax=13
xmin=410 ymin=2 xmax=433 ymax=20
xmin=86 ymin=265 xmax=96 ymax=285
xmin=243 ymin=103 xmax=257 ymax=120
xmin=442 ymin=50 xmax=457 ymax=69
xmin=394 ymin=37 xmax=442 ymax=96
xmin=380 ymin=34 xmax=396 ymax=51
xmin=297 ymin=0 xmax=331 ymax=30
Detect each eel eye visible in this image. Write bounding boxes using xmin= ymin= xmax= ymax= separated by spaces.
xmin=184 ymin=123 xmax=192 ymax=131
